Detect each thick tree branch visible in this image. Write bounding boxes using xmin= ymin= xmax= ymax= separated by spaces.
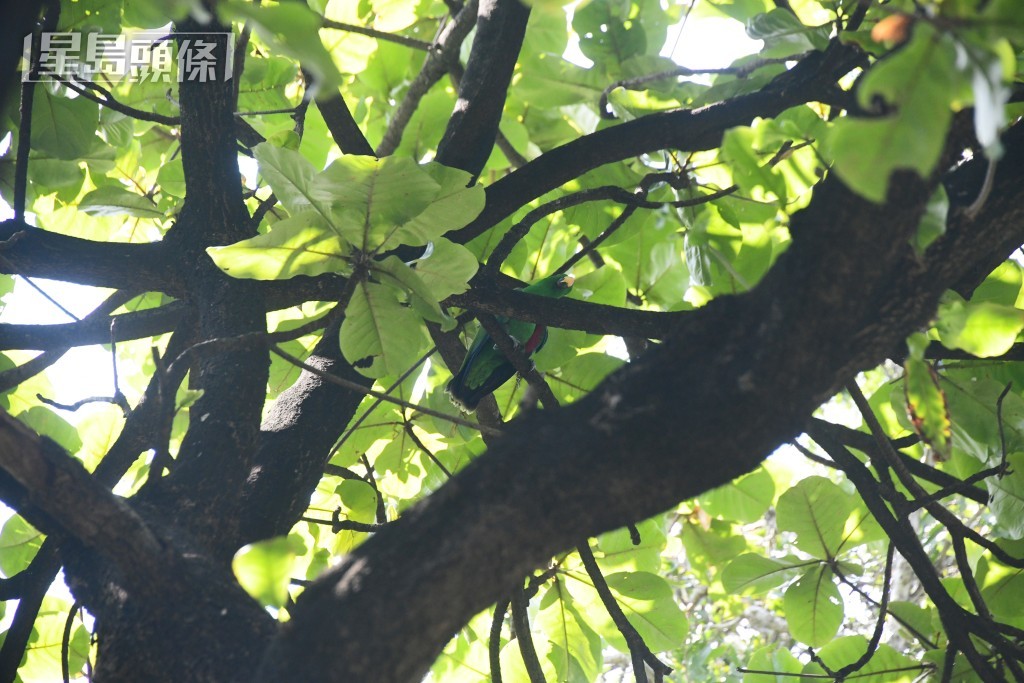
xmin=0 ymin=220 xmax=181 ymax=294
xmin=434 ymin=0 xmax=530 ymax=177
xmin=143 ymin=21 xmax=270 ymax=550
xmin=449 ymin=41 xmax=864 ymax=245
xmin=315 ymin=92 xmax=375 ymax=156
xmin=0 ymin=411 xmax=166 ymax=590
xmin=254 ymin=124 xmax=1024 ymax=683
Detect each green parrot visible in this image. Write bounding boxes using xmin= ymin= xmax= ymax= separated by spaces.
xmin=446 ymin=272 xmax=575 ymax=412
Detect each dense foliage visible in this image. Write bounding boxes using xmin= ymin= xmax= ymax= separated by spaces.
xmin=0 ymin=0 xmax=1022 ymax=680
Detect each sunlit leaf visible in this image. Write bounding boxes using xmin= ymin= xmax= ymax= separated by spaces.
xmin=207 ymin=212 xmax=351 ymax=279
xmin=232 ymin=536 xmax=299 ymax=608
xmin=783 ymin=565 xmax=843 ymax=646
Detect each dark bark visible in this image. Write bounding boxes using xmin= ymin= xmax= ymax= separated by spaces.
xmin=435 ymin=0 xmax=531 ymax=177
xmin=0 ymin=2 xmax=1020 ymax=679
xmin=253 ymin=126 xmax=1024 ymax=683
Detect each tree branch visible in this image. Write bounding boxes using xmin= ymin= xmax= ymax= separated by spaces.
xmin=0 ymin=411 xmax=167 ymax=589
xmin=448 ymin=41 xmax=863 ymax=245
xmin=253 ymin=121 xmax=1024 ymax=683
xmin=434 ymin=0 xmax=530 ymax=177
xmin=375 ymin=0 xmax=479 ymax=157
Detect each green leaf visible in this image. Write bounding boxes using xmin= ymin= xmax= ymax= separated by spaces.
xmin=253 ymin=143 xmax=336 ymax=226
xmin=336 ymin=479 xmax=379 ymax=524
xmin=595 ymin=518 xmax=666 ymax=573
xmin=904 ymin=358 xmax=952 ymax=460
xmin=408 ymin=238 xmax=480 ymax=300
xmin=17 ymin=406 xmax=83 ymax=456
xmin=776 ymin=476 xmax=853 ymax=559
xmin=31 ymin=89 xmax=100 ymax=160
xmin=373 ymin=255 xmax=449 ymax=326
xmin=722 ymin=553 xmax=809 ymax=595
xmin=602 ymin=571 xmax=689 ymax=651
xmin=312 ymin=156 xmax=441 ymax=252
xmin=987 ymin=452 xmax=1024 ymax=540
xmin=220 ymin=1 xmax=342 ymax=94
xmin=700 ymin=466 xmax=775 ymax=523
xmin=746 ymin=9 xmax=830 ymax=57
xmin=911 ymin=185 xmax=948 ymax=255
xmin=79 ymin=186 xmax=164 ymax=218
xmin=783 ymin=565 xmax=843 ymax=646
xmin=232 ymin=536 xmax=299 ymax=608
xmin=339 ymin=280 xmax=430 ymax=378
xmin=827 ymin=24 xmax=956 ymax=202
xmin=207 ymin=212 xmax=350 ymax=280
xmin=538 ymin=580 xmax=605 ymax=681
xmin=387 ymin=163 xmax=485 ymax=250
xmin=743 ymin=646 xmax=803 ymax=683
xmin=937 ymin=293 xmax=1024 ymax=357
xmin=803 ymin=636 xmax=918 ymax=682
xmin=0 ymin=515 xmax=43 ymax=577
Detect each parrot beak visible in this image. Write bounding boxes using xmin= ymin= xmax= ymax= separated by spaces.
xmin=561 ymin=274 xmax=575 ymax=288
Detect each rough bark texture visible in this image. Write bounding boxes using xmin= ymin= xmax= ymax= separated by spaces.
xmin=253 ymin=132 xmax=1024 ymax=682
xmin=0 ymin=3 xmax=1022 ymax=681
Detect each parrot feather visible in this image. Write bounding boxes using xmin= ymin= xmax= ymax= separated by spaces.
xmin=446 ymin=272 xmax=574 ymax=412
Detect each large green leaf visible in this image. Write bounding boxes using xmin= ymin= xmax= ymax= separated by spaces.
xmin=601 ymin=571 xmax=689 ymax=652
xmin=253 ymin=143 xmax=337 ymax=226
xmin=387 ymin=163 xmax=485 ymax=250
xmin=232 ymin=536 xmax=300 ymax=608
xmin=312 ymin=156 xmax=440 ymax=251
xmin=700 ymin=465 xmax=775 ymax=523
xmin=408 ymin=238 xmax=480 ymax=300
xmin=776 ymin=476 xmax=853 ymax=559
xmin=936 ymin=292 xmax=1024 ymax=358
xmin=743 ymin=646 xmax=803 ymax=683
xmin=339 ymin=280 xmax=430 ymax=378
xmin=538 ymin=580 xmax=605 ymax=681
xmin=746 ymin=9 xmax=830 ymax=57
xmin=988 ymin=452 xmax=1024 ymax=540
xmin=79 ymin=186 xmax=164 ymax=218
xmin=828 ymin=24 xmax=957 ymax=202
xmin=903 ymin=357 xmax=952 ymax=460
xmin=783 ymin=565 xmax=843 ymax=647
xmin=0 ymin=515 xmax=43 ymax=577
xmin=31 ymin=88 xmax=100 ymax=160
xmin=207 ymin=212 xmax=350 ymax=279
xmin=220 ymin=1 xmax=342 ymax=93
xmin=373 ymin=255 xmax=449 ymax=326
xmin=722 ymin=553 xmax=811 ymax=595
xmin=803 ymin=636 xmax=919 ymax=682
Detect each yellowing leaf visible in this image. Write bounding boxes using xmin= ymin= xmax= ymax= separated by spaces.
xmin=904 ymin=358 xmax=951 ymax=460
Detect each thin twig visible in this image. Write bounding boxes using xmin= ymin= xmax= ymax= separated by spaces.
xmin=360 ymin=454 xmax=387 ymax=525
xmin=0 ymin=253 xmax=80 ymax=321
xmin=403 ymin=421 xmax=452 ymax=478
xmin=331 ymin=346 xmax=437 ymax=457
xmin=37 ymin=393 xmax=130 ymax=417
xmin=577 ymin=541 xmax=671 ymax=682
xmin=61 ymin=599 xmax=82 ymax=683
xmin=321 ymin=17 xmax=433 ymax=51
xmin=476 ymin=313 xmax=559 ymax=411
xmin=49 ymin=72 xmax=180 ymax=125
xmin=834 ymin=544 xmax=896 ymax=678
xmin=271 ymin=346 xmax=500 ymax=435
xmin=996 ymin=381 xmax=1013 ymax=475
